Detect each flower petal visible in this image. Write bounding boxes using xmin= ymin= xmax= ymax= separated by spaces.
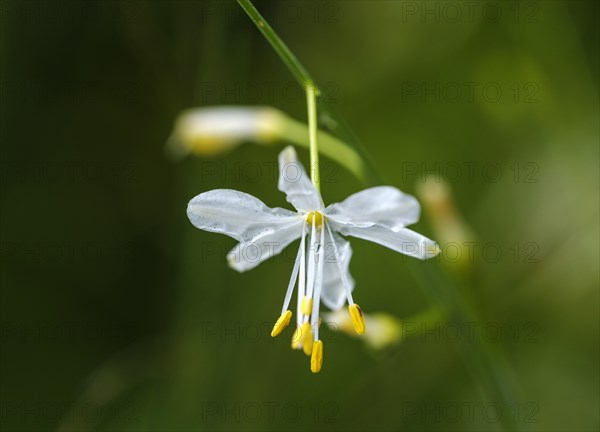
xmin=227 ymin=220 xmax=304 ymax=272
xmin=187 ymin=189 xmax=300 ymax=243
xmin=278 ymin=146 xmax=324 ymax=212
xmin=330 ymin=223 xmax=439 ymax=260
xmin=325 ymin=186 xmax=420 ymax=229
xmin=321 ymin=231 xmax=354 ymax=310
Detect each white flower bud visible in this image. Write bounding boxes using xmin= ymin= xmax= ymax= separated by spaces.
xmin=167 ymin=106 xmax=284 ymax=158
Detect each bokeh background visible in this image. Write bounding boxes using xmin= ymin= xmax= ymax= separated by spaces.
xmin=1 ymin=1 xmax=598 ymax=431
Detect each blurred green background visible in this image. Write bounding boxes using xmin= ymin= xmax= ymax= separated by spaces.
xmin=1 ymin=1 xmax=598 ymax=431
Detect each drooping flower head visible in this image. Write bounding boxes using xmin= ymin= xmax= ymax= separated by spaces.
xmin=187 ymin=146 xmax=439 ymax=372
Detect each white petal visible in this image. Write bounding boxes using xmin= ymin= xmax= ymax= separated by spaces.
xmin=330 ymin=222 xmax=439 ymax=260
xmin=325 ymin=186 xmax=420 ymax=229
xmin=227 ymin=220 xmax=304 ymax=272
xmin=278 ymin=146 xmax=324 ymax=212
xmin=321 ymin=231 xmax=354 ymax=310
xmin=187 ymin=189 xmax=300 ymax=243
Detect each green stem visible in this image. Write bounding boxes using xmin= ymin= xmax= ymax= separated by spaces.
xmin=236 ymin=0 xmax=313 ymax=87
xmin=306 ymin=83 xmax=320 ymax=190
xmin=238 ymin=0 xmax=321 ymax=188
xmin=237 ymin=0 xmax=381 ymax=186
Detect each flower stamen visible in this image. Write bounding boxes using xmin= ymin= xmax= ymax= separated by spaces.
xmin=291 ymin=321 xmax=313 ymax=351
xmin=348 ymin=303 xmax=366 ymax=334
xmin=291 ymin=324 xmax=304 ymax=349
xmin=311 ymin=340 xmax=324 ymax=373
xmin=302 ymin=324 xmax=314 ymax=356
xmin=310 ymin=222 xmax=326 ymax=341
xmin=301 ymin=297 xmax=313 ymax=315
xmin=271 ymin=310 xmax=292 ymax=337
xmin=325 ymin=221 xmax=355 ymax=305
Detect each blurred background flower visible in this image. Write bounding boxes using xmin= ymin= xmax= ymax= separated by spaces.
xmin=167 ymin=106 xmax=283 ymax=158
xmin=324 ymin=309 xmax=403 ymax=350
xmin=1 ymin=1 xmax=598 ymax=431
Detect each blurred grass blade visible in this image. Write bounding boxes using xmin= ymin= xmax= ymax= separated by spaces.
xmin=409 ymin=261 xmax=520 ymax=432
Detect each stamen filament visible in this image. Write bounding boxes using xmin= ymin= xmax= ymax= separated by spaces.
xmin=325 ymin=221 xmax=354 ymax=305
xmin=296 ymin=222 xmax=307 ymax=329
xmin=305 ymin=217 xmax=317 ymax=301
xmin=311 ymin=223 xmax=326 ymax=340
xmin=303 ymin=216 xmax=318 ymax=326
xmin=281 ymin=230 xmax=303 ymax=315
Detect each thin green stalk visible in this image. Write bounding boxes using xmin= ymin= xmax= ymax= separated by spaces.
xmin=306 ymin=83 xmax=320 ymax=190
xmin=237 ymin=0 xmax=381 ymax=186
xmin=236 ymin=0 xmax=312 ymax=87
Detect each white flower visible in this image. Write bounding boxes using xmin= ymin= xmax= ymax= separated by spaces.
xmin=187 ymin=146 xmax=439 ymax=372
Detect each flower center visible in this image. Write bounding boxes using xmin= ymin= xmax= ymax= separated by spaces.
xmin=306 ymin=211 xmax=323 ymax=228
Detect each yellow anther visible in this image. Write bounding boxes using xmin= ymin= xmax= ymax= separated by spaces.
xmin=311 ymin=340 xmax=323 ymax=373
xmin=291 ymin=325 xmax=303 ymax=349
xmin=348 ymin=303 xmax=366 ymax=334
xmin=301 ymin=297 xmax=313 ymax=315
xmin=291 ymin=321 xmax=311 ymax=350
xmin=302 ymin=325 xmax=314 ymax=356
xmin=271 ymin=310 xmax=292 ymax=337
xmin=306 ymin=211 xmax=323 ymax=227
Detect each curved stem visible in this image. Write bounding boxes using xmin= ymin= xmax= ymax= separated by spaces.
xmin=237 ymin=0 xmax=381 ymax=186
xmin=236 ymin=0 xmax=313 ymax=87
